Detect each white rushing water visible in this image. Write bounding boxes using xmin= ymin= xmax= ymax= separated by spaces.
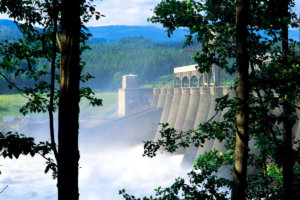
xmin=0 ymin=119 xmax=188 ymax=200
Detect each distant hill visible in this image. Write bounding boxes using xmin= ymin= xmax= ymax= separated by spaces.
xmin=0 ymin=19 xmax=17 ymax=27
xmin=1 ymin=19 xmax=298 ymax=42
xmin=88 ymin=25 xmax=188 ymax=42
xmin=88 ymin=26 xmax=300 ymax=42
xmin=0 ymin=19 xmax=22 ymax=41
xmin=0 ymin=19 xmax=188 ymax=42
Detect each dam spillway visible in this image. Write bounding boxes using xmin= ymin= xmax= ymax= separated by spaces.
xmin=166 ymin=88 xmax=181 ymax=128
xmin=117 ymin=85 xmax=300 ymax=166
xmin=151 ymin=86 xmax=236 ymax=162
xmin=182 ymin=87 xmax=200 ymax=132
xmin=193 ymin=87 xmax=211 ymax=129
xmin=174 ymin=88 xmax=190 ymax=132
xmin=118 ymin=72 xmax=237 ymax=161
xmin=115 ymin=66 xmax=300 ymax=166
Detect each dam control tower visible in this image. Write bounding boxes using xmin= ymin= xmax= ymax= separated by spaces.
xmin=118 ymin=75 xmax=153 ymax=117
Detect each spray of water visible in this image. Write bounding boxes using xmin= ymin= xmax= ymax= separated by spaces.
xmin=0 ymin=120 xmax=188 ymax=200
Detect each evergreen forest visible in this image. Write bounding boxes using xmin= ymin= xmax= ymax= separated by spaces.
xmin=81 ymin=37 xmax=194 ymax=90
xmin=0 ymin=35 xmax=195 ymax=93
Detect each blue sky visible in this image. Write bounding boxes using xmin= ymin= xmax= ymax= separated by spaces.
xmin=92 ymin=0 xmax=300 ymax=26
xmin=0 ymin=0 xmax=300 ymax=27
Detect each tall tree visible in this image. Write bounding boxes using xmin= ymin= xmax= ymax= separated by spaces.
xmin=120 ymin=0 xmax=300 ymax=200
xmin=0 ymin=0 xmax=103 ymax=199
xmin=57 ymin=0 xmax=81 ymax=199
xmin=279 ymin=0 xmax=295 ymax=199
xmin=232 ymin=0 xmax=250 ymax=199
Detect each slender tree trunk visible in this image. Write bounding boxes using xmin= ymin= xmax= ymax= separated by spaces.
xmin=57 ymin=0 xmax=81 ymax=199
xmin=280 ymin=1 xmax=295 ymax=199
xmin=282 ymin=103 xmax=294 ymax=200
xmin=232 ymin=0 xmax=250 ymax=200
xmin=49 ymin=0 xmax=59 ymax=161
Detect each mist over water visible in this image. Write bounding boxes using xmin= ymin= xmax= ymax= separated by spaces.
xmin=0 ymin=117 xmax=189 ymax=200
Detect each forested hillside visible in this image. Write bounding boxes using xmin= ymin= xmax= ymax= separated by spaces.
xmin=82 ymin=37 xmax=194 ymax=90
xmin=0 ymin=36 xmax=194 ymax=93
xmin=3 ymin=18 xmax=298 ymax=92
xmin=0 ymin=19 xmax=195 ymax=93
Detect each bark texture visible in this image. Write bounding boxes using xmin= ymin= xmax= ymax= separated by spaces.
xmin=280 ymin=1 xmax=295 ymax=199
xmin=232 ymin=0 xmax=250 ymax=199
xmin=57 ymin=0 xmax=81 ymax=199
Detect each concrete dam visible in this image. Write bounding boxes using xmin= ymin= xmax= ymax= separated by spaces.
xmin=97 ymin=64 xmax=300 ymax=167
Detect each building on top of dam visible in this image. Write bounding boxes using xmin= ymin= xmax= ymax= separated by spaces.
xmin=118 ymin=63 xmax=221 ymax=118
xmin=173 ymin=64 xmax=220 ymax=87
xmin=114 ymin=60 xmax=300 ymax=169
xmin=111 ymin=48 xmax=300 ymax=169
xmin=118 ymin=74 xmax=153 ymax=117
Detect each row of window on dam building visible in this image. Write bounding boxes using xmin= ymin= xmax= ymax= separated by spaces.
xmin=118 ymin=64 xmax=232 ymax=118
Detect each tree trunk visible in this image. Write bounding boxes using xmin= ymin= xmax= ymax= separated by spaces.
xmin=57 ymin=0 xmax=81 ymax=199
xmin=49 ymin=0 xmax=59 ymax=162
xmin=282 ymin=103 xmax=294 ymax=200
xmin=280 ymin=1 xmax=294 ymax=199
xmin=232 ymin=0 xmax=250 ymax=200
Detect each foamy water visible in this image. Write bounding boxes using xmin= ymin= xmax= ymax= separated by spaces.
xmin=0 ymin=121 xmax=187 ymax=200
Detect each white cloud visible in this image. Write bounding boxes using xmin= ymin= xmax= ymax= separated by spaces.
xmin=0 ymin=13 xmax=10 ymax=21
xmin=125 ymin=7 xmax=140 ymax=14
xmin=132 ymin=0 xmax=155 ymax=3
xmin=88 ymin=0 xmax=160 ymax=26
xmin=88 ymin=0 xmax=300 ymax=26
xmin=1 ymin=0 xmax=300 ymax=26
xmin=295 ymin=0 xmax=300 ymax=9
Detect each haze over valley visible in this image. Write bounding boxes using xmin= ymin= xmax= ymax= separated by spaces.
xmin=1 ymin=1 xmax=300 ymax=199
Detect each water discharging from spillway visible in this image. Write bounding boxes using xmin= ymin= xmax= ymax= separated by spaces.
xmin=0 ymin=118 xmax=188 ymax=200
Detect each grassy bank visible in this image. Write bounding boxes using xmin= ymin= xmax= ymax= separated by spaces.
xmin=0 ymin=92 xmax=118 ymax=120
xmin=0 ymin=94 xmax=28 ymax=119
xmin=80 ymin=92 xmax=118 ymax=119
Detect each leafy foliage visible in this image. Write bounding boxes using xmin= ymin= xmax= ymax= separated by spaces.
xmin=0 ymin=131 xmax=56 ymax=178
xmin=0 ymin=0 xmax=104 ymax=185
xmin=0 ymin=37 xmax=195 ymax=92
xmin=80 ymin=37 xmax=195 ymax=90
xmin=121 ymin=0 xmax=300 ymax=199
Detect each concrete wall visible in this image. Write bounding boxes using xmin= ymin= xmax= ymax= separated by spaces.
xmin=166 ymin=88 xmax=182 ymax=128
xmin=194 ymin=87 xmax=223 ymax=159
xmin=154 ymin=88 xmax=182 ymax=141
xmin=154 ymin=88 xmax=174 ymax=141
xmin=173 ymin=64 xmax=220 ymax=87
xmin=293 ymin=102 xmax=300 ymax=149
xmin=193 ymin=87 xmax=211 ymax=129
xmin=118 ymin=88 xmax=153 ymax=117
xmin=92 ymin=108 xmax=163 ymax=147
xmin=212 ymin=87 xmax=236 ymax=153
xmin=181 ymin=87 xmax=211 ymax=167
xmin=182 ymin=88 xmax=201 ymax=131
xmin=157 ymin=88 xmax=167 ymax=108
xmin=174 ymin=88 xmax=191 ymax=131
xmin=152 ymin=88 xmax=160 ymax=107
xmin=117 ymin=85 xmax=300 ymax=168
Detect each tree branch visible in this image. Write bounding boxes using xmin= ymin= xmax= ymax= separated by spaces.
xmin=250 ymin=62 xmax=280 ymax=149
xmin=0 ymin=185 xmax=8 ymax=194
xmin=48 ymin=0 xmax=59 ymax=161
xmin=0 ymin=72 xmax=31 ymax=100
